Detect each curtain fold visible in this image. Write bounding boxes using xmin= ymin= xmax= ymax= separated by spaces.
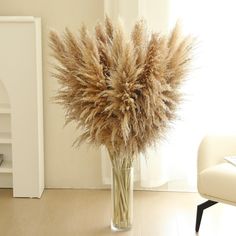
xmin=101 ymin=145 xmax=169 ymax=188
xmin=139 ymin=147 xmax=168 ymax=188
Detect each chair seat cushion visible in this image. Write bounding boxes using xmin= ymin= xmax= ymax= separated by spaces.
xmin=198 ymin=163 xmax=236 ymax=203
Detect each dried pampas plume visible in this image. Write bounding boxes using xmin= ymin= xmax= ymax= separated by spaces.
xmin=50 ymin=17 xmax=194 ymax=164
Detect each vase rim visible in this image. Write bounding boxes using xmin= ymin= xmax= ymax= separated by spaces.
xmin=112 ymin=167 xmax=133 ymax=170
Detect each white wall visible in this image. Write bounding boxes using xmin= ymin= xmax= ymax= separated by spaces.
xmin=0 ymin=0 xmax=170 ymax=189
xmin=0 ymin=0 xmax=105 ymax=188
xmin=140 ymin=0 xmax=170 ymax=32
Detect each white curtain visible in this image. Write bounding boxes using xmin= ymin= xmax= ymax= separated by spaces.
xmin=101 ymin=0 xmax=236 ymax=191
xmin=101 ymin=144 xmax=169 ymax=188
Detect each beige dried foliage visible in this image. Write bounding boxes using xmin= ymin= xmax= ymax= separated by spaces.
xmin=49 ymin=17 xmax=194 ymax=167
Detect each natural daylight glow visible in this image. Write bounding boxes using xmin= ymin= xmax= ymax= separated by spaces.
xmin=163 ymin=0 xmax=236 ymax=190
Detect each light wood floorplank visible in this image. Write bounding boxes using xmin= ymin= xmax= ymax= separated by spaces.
xmin=0 ymin=189 xmax=236 ymax=236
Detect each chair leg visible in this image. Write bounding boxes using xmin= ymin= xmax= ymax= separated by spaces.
xmin=195 ymin=200 xmax=218 ymax=232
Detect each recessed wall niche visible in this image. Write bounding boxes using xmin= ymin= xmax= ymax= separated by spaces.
xmin=0 ymin=80 xmax=12 ymax=187
xmin=0 ymin=17 xmax=44 ymax=198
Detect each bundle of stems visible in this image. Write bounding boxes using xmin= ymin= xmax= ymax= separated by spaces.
xmin=50 ymin=16 xmax=194 ymax=229
xmin=112 ymin=163 xmax=133 ymax=229
xmin=109 ymin=150 xmax=133 ymax=229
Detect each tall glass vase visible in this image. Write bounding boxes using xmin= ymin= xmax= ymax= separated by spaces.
xmin=111 ymin=167 xmax=133 ymax=231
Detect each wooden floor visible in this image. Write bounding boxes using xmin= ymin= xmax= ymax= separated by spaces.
xmin=0 ymin=189 xmax=236 ymax=236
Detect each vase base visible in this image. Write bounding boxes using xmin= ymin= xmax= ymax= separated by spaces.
xmin=111 ymin=221 xmax=132 ymax=232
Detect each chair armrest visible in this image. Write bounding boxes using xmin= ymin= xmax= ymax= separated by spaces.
xmin=198 ymin=135 xmax=236 ymax=174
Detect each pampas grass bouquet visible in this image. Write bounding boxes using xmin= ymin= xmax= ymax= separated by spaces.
xmin=50 ymin=16 xmax=194 ymax=231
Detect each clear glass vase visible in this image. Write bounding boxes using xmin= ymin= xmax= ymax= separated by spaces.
xmin=111 ymin=167 xmax=133 ymax=231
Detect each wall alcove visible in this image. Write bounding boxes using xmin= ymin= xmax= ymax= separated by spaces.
xmin=0 ymin=17 xmax=44 ymax=198
xmin=0 ymin=80 xmax=12 ymax=187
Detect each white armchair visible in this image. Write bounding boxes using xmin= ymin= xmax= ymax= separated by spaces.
xmin=196 ymin=135 xmax=236 ymax=232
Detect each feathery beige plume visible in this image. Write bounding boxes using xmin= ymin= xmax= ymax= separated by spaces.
xmin=50 ymin=17 xmax=194 ymax=167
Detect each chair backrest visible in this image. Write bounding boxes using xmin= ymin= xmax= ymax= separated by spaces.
xmin=198 ymin=135 xmax=236 ymax=173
